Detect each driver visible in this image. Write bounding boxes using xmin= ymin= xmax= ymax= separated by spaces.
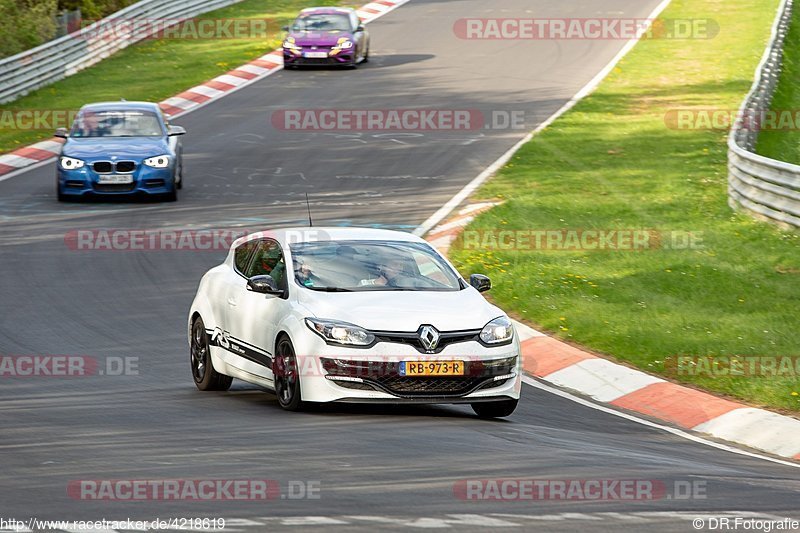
xmin=295 ymin=259 xmax=321 ymax=288
xmin=373 ymin=258 xmax=412 ymax=288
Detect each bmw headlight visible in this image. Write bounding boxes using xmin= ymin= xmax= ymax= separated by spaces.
xmin=59 ymin=156 xmax=85 ymax=170
xmin=306 ymin=318 xmax=375 ymax=346
xmin=143 ymin=155 xmax=170 ymax=168
xmin=480 ymin=316 xmax=514 ymax=345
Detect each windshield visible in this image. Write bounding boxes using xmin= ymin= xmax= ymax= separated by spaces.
xmin=292 ymin=13 xmax=352 ymax=32
xmin=290 ymin=240 xmax=463 ymax=292
xmin=70 ymin=110 xmax=164 ymax=138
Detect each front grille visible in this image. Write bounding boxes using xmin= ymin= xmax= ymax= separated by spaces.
xmin=115 ymin=161 xmax=136 ymax=173
xmin=375 ymin=376 xmax=485 ymax=395
xmin=299 ymin=57 xmax=339 ymax=65
xmin=91 ymin=161 xmax=136 ymax=173
xmin=372 ymin=330 xmax=482 ymax=354
xmin=93 ymin=183 xmax=136 ymax=193
xmin=92 ymin=161 xmax=113 ymax=173
xmin=322 ymin=357 xmax=517 ymax=398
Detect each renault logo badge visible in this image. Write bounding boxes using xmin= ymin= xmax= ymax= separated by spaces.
xmin=418 ymin=325 xmax=440 ymax=351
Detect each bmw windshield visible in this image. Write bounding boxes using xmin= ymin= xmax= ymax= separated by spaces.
xmin=69 ymin=109 xmax=165 ymax=138
xmin=290 ymin=240 xmax=463 ymax=292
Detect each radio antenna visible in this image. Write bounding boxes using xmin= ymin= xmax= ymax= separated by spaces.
xmin=305 ymin=193 xmax=313 ymax=227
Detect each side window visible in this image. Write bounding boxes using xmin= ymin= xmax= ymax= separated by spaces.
xmin=234 ymin=241 xmax=257 ymax=274
xmin=246 ymin=240 xmax=287 ymax=287
xmin=351 ymin=13 xmax=359 ymax=31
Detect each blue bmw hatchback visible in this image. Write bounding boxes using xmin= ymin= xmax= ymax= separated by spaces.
xmin=56 ymin=101 xmax=185 ymax=202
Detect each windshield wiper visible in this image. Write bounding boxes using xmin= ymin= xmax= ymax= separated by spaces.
xmin=307 ymin=287 xmax=354 ymax=292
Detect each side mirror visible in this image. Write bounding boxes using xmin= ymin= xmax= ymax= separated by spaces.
xmin=54 ymin=127 xmax=68 ymax=138
xmin=247 ymin=275 xmax=285 ymax=296
xmin=167 ymin=125 xmax=186 ymax=136
xmin=469 ymin=274 xmax=491 ymax=293
xmin=282 ymin=25 xmax=290 ymax=32
xmin=356 ymin=24 xmax=365 ymax=32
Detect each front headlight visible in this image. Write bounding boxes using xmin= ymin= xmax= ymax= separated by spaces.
xmin=480 ymin=316 xmax=514 ymax=345
xmin=143 ymin=155 xmax=170 ymax=168
xmin=283 ymin=37 xmax=301 ymax=50
xmin=306 ymin=318 xmax=375 ymax=346
xmin=59 ymin=156 xmax=85 ymax=170
xmin=335 ymin=40 xmax=354 ymax=49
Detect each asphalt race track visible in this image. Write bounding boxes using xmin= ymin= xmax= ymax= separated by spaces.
xmin=1 ymin=0 xmax=799 ymax=531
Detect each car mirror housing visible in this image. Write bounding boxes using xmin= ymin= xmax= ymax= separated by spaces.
xmin=282 ymin=25 xmax=290 ymax=32
xmin=167 ymin=125 xmax=186 ymax=136
xmin=469 ymin=274 xmax=491 ymax=293
xmin=247 ymin=275 xmax=285 ymax=296
xmin=54 ymin=127 xmax=68 ymax=138
xmin=356 ymin=24 xmax=365 ymax=32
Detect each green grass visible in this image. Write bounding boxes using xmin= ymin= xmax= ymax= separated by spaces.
xmin=450 ymin=0 xmax=800 ymax=412
xmin=0 ymin=0 xmax=349 ymax=154
xmin=756 ymin=2 xmax=800 ymax=162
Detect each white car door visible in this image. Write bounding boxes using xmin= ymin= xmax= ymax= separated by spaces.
xmin=225 ymin=238 xmax=290 ymax=381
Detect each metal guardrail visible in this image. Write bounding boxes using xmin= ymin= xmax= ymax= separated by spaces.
xmin=728 ymin=0 xmax=800 ymax=228
xmin=0 ymin=0 xmax=243 ymax=105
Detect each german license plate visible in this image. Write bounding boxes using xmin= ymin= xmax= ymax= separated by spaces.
xmin=304 ymin=51 xmax=328 ymax=58
xmin=400 ymin=360 xmax=465 ymax=376
xmin=97 ymin=174 xmax=133 ymax=184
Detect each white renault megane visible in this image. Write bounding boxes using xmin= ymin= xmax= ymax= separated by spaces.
xmin=187 ymin=227 xmax=521 ymax=417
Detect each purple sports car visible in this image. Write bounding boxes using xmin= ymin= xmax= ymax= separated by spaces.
xmin=282 ymin=7 xmax=370 ymax=68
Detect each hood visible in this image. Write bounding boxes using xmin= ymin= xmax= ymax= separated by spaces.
xmin=63 ymin=137 xmax=169 ymax=160
xmin=297 ymin=288 xmax=504 ymax=332
xmin=289 ymin=30 xmax=353 ymax=47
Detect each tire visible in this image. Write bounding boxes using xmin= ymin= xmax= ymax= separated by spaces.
xmin=176 ymin=159 xmax=183 ymax=190
xmin=273 ymin=336 xmax=304 ymax=411
xmin=57 ymin=189 xmax=67 ymax=202
xmin=471 ymin=398 xmax=518 ymax=418
xmin=191 ymin=317 xmax=233 ymax=391
xmin=164 ymin=185 xmax=177 ymax=202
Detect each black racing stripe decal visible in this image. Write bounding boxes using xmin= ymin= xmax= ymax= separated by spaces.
xmin=205 ymin=328 xmax=273 ymax=369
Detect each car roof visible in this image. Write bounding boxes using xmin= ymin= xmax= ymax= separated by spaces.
xmin=298 ymin=7 xmax=354 ymax=16
xmin=231 ymin=227 xmax=426 ymax=251
xmin=78 ymin=101 xmax=162 ymax=113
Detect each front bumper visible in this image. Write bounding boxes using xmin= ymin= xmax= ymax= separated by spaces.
xmin=57 ymin=164 xmax=175 ymax=197
xmin=292 ymin=334 xmax=522 ymax=404
xmin=283 ymin=48 xmax=355 ymax=66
